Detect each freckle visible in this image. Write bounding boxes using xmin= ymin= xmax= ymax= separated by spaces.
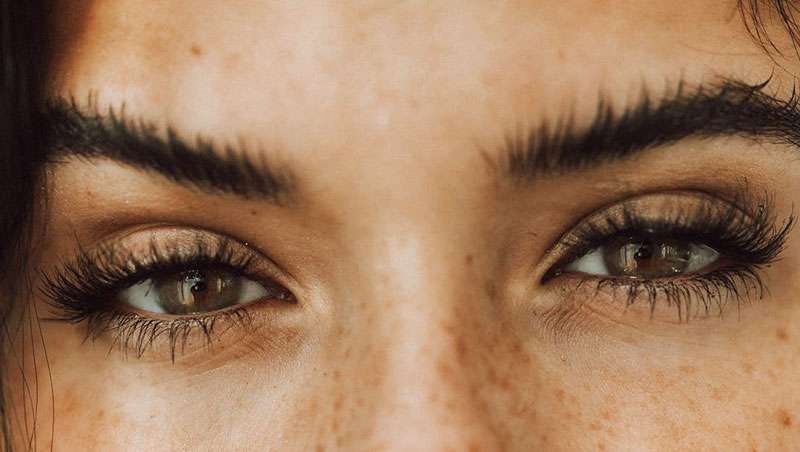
xmin=742 ymin=362 xmax=754 ymax=375
xmin=768 ymin=369 xmax=778 ymax=382
xmin=776 ymin=328 xmax=789 ymax=341
xmin=485 ymin=281 xmax=497 ymax=300
xmin=778 ymin=409 xmax=793 ymax=427
xmin=679 ymin=365 xmax=696 ymax=375
xmin=465 ymin=254 xmax=474 ymax=266
xmin=190 ymin=44 xmax=203 ymax=56
xmin=455 ymin=337 xmax=468 ymax=361
xmin=437 ymin=361 xmax=453 ymax=379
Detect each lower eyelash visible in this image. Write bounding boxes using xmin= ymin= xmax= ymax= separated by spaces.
xmin=541 ymin=264 xmax=767 ymax=335
xmin=591 ymin=264 xmax=765 ymax=321
xmin=39 ymin=233 xmax=279 ymax=359
xmin=75 ymin=306 xmax=254 ymax=361
xmin=541 ymin=189 xmax=795 ymax=328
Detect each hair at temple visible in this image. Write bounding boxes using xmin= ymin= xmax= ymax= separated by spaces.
xmin=739 ymin=0 xmax=800 ymax=58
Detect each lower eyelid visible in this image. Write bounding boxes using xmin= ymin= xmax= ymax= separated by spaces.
xmin=541 ymin=264 xmax=767 ymax=328
xmin=40 ymin=227 xmax=304 ymax=359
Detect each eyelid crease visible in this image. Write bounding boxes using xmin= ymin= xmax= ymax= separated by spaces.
xmin=532 ymin=187 xmax=794 ymax=330
xmin=540 ymin=188 xmax=795 ymax=283
xmin=39 ymin=230 xmax=297 ymax=359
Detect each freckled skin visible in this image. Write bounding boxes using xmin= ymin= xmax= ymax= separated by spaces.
xmin=5 ymin=0 xmax=800 ymax=450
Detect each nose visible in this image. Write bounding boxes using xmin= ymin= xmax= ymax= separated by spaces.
xmin=368 ymin=322 xmax=505 ymax=452
xmin=356 ymin=236 xmax=506 ymax=451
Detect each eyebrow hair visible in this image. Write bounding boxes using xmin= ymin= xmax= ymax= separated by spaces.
xmin=41 ymin=97 xmax=295 ymax=204
xmin=504 ymin=77 xmax=800 ymax=180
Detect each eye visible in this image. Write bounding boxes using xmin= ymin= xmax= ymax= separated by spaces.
xmin=564 ymin=236 xmax=721 ymax=279
xmin=119 ymin=268 xmax=289 ymax=315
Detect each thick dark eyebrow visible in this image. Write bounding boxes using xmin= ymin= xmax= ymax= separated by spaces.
xmin=40 ymin=98 xmax=295 ymax=204
xmin=505 ymin=77 xmax=800 ymax=180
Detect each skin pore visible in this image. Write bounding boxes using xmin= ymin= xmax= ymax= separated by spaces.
xmin=6 ymin=0 xmax=800 ymax=450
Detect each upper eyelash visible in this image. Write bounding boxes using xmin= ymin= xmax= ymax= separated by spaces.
xmin=540 ymin=191 xmax=795 ymax=326
xmin=40 ymin=236 xmax=271 ymax=358
xmin=547 ymin=191 xmax=795 ymax=280
xmin=41 ymin=236 xmax=259 ymax=321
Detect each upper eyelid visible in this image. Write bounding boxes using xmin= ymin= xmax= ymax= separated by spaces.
xmin=539 ymin=190 xmax=792 ymax=282
xmin=40 ymin=228 xmax=295 ymax=312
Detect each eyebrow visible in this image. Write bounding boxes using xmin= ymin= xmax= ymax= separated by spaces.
xmin=43 ymin=77 xmax=800 ymax=198
xmin=41 ymin=98 xmax=295 ymax=204
xmin=504 ymin=77 xmax=800 ymax=180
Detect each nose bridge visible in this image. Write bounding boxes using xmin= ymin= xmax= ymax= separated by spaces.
xmin=354 ymin=230 xmax=504 ymax=449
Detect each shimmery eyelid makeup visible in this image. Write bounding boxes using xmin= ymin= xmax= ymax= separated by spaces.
xmin=40 ymin=187 xmax=795 ymax=358
xmin=542 ymin=189 xmax=794 ymax=321
xmin=40 ymin=230 xmax=296 ymax=359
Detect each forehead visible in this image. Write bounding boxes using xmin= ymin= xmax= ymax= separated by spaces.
xmin=48 ymin=1 xmax=764 ymax=168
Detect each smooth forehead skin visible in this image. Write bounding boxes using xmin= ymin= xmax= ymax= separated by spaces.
xmin=49 ymin=0 xmax=771 ymax=159
xmin=19 ymin=0 xmax=800 ymax=451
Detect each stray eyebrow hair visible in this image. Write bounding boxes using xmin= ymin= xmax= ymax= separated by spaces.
xmin=41 ymin=97 xmax=295 ymax=204
xmin=505 ymin=77 xmax=800 ymax=180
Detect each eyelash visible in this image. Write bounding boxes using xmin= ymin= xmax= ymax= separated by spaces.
xmin=545 ymin=191 xmax=795 ymax=320
xmin=41 ymin=237 xmax=286 ymax=359
xmin=41 ymin=192 xmax=795 ymax=357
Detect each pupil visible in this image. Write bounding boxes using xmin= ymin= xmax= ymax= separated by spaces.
xmin=186 ymin=271 xmax=209 ymax=294
xmin=634 ymin=244 xmax=652 ymax=260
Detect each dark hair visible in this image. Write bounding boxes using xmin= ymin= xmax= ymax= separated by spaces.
xmin=740 ymin=0 xmax=800 ymax=59
xmin=1 ymin=0 xmax=48 ymax=449
xmin=1 ymin=0 xmax=800 ymax=450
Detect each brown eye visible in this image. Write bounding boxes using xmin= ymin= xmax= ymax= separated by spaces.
xmin=564 ymin=236 xmax=720 ymax=279
xmin=119 ymin=268 xmax=290 ymax=315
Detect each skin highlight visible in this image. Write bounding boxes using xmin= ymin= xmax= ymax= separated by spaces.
xmin=4 ymin=1 xmax=800 ymax=450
